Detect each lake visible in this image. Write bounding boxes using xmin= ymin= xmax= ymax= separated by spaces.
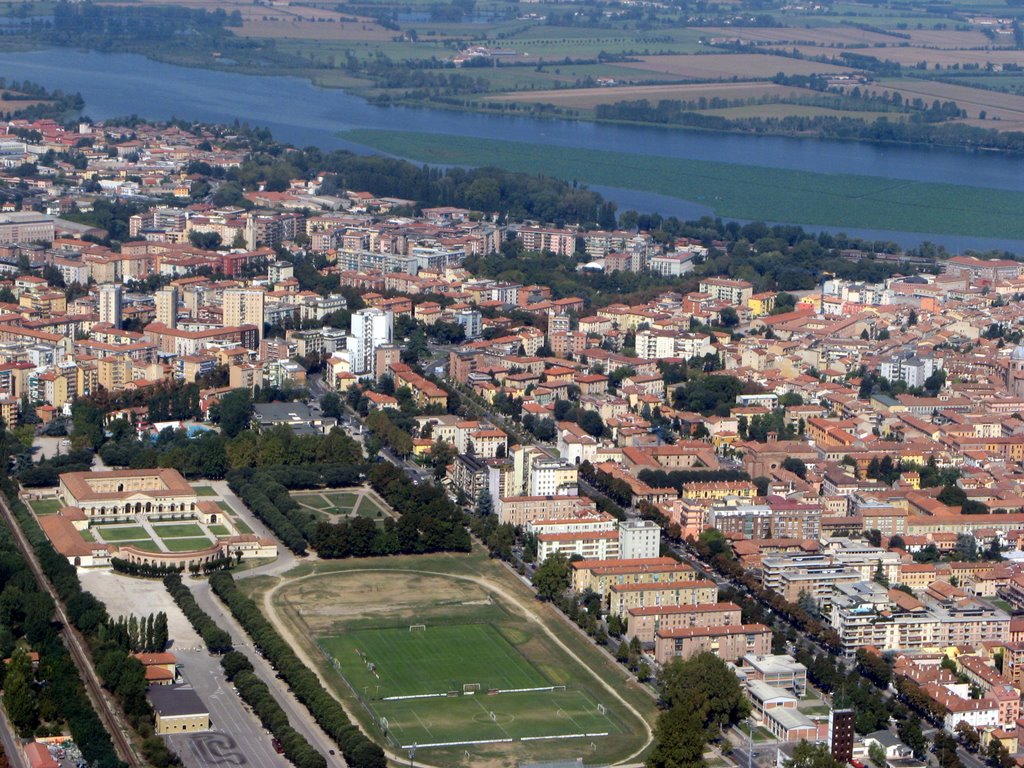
xmin=2 ymin=47 xmax=1023 ymax=253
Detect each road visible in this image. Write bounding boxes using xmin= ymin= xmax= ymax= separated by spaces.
xmin=0 ymin=702 xmax=27 ymax=768
xmin=187 ymin=577 xmax=346 ymax=766
xmin=165 ymin=648 xmax=291 ymax=768
xmin=0 ymin=490 xmax=143 ymax=768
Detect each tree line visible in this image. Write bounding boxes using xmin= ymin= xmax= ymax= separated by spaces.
xmin=209 ymin=572 xmax=387 ymax=768
xmin=164 ymin=576 xmax=233 ymax=654
xmin=0 ymin=474 xmax=145 ymax=768
xmin=164 ymin=576 xmax=327 ymax=768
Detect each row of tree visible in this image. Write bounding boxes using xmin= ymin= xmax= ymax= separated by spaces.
xmin=163 ymin=576 xmax=327 ymax=768
xmin=0 ymin=476 xmax=135 ymax=768
xmin=209 ymin=572 xmax=387 ymax=768
xmin=164 ymin=575 xmax=234 ymax=654
xmin=223 ymin=651 xmax=326 ymax=768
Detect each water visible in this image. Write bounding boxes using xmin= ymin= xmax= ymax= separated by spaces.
xmin=1 ymin=47 xmax=1023 ymax=252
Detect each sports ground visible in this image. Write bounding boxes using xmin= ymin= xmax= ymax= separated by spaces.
xmin=249 ymin=553 xmax=655 ymax=766
xmin=320 ymin=623 xmax=620 ymax=748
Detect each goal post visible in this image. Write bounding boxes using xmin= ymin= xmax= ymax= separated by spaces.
xmin=409 ymin=623 xmax=426 ymax=631
xmin=463 ymin=683 xmax=481 ymax=695
xmin=597 ymin=703 xmax=607 ymax=716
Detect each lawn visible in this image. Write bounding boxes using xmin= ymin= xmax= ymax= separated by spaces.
xmin=292 ymin=493 xmax=332 ymax=510
xmin=208 ymin=525 xmax=231 ymax=537
xmin=343 ymin=129 xmax=1024 ymax=240
xmin=117 ymin=539 xmax=161 ymax=553
xmin=194 ymin=486 xmax=219 ymax=497
xmin=354 ymin=496 xmax=386 ymax=518
xmin=162 ymin=537 xmax=215 ymax=552
xmin=324 ymin=492 xmax=358 ymax=510
xmin=29 ymin=498 xmax=63 ymax=516
xmin=232 ymin=516 xmax=253 ymax=534
xmin=94 ymin=526 xmax=150 ymax=542
xmin=151 ymin=523 xmax=206 ymax=538
xmin=322 ymin=623 xmax=621 ymax=750
xmin=322 ymin=624 xmax=548 ymax=698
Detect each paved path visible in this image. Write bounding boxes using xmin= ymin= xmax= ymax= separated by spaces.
xmin=256 ymin=565 xmax=655 ymax=768
xmin=187 ymin=577 xmax=341 ymax=764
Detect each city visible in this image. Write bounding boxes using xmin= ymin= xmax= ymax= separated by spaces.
xmin=0 ymin=114 xmax=1023 ymax=768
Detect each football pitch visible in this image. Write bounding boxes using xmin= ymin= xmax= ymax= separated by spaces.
xmin=319 ymin=623 xmax=622 ymax=749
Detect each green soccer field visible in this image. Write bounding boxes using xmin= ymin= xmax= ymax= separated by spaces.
xmin=321 ymin=623 xmax=546 ymax=697
xmin=373 ymin=688 xmax=618 ymax=749
xmin=320 ymin=623 xmax=621 ymax=749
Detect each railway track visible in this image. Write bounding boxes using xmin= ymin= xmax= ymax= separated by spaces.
xmin=0 ymin=492 xmax=144 ymax=768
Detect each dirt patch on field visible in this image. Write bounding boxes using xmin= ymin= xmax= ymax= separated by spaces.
xmin=281 ymin=571 xmax=492 ymax=634
xmin=488 ymin=81 xmax=808 ymax=108
xmin=618 ymin=53 xmax=857 ymax=79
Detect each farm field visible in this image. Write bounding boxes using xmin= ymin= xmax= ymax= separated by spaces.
xmin=245 ymin=551 xmax=656 ymax=767
xmin=871 ymin=78 xmax=1024 ymax=121
xmin=776 ymin=45 xmax=1024 ymax=69
xmin=343 ymin=129 xmax=1024 ymax=239
xmin=616 ymin=53 xmax=858 ymax=79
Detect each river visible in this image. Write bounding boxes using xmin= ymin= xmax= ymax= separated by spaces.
xmin=2 ymin=47 xmax=1023 ymax=253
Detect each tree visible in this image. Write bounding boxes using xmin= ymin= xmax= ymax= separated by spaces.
xmin=868 ymin=742 xmax=887 ymax=768
xmin=321 ymin=391 xmax=342 ymax=420
xmin=532 ymin=553 xmax=570 ymax=602
xmin=647 ymin=688 xmax=710 ymax=768
xmin=4 ymin=647 xmax=37 ymax=736
xmin=785 ymin=741 xmax=843 ymax=768
xmin=218 ymin=389 xmax=252 ymax=438
xmin=658 ymin=653 xmax=748 ymax=729
xmin=475 ymin=487 xmax=493 ymax=517
xmin=781 ymin=457 xmax=807 ymax=479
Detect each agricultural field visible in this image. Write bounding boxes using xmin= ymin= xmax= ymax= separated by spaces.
xmin=245 ymin=552 xmax=655 ymax=767
xmin=616 ymin=53 xmax=857 ymax=79
xmin=869 ymin=78 xmax=1024 ymax=121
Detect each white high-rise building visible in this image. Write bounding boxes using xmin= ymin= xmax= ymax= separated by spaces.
xmin=155 ymin=286 xmax=179 ymax=329
xmin=98 ymin=284 xmax=122 ymax=328
xmin=347 ymin=308 xmax=393 ymax=376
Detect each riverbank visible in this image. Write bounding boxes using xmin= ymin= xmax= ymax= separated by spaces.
xmin=342 ymin=129 xmax=1024 ymax=241
xmin=3 ymin=47 xmax=1024 ymax=252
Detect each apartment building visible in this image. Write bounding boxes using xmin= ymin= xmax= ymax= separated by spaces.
xmin=653 ymin=623 xmax=772 ymax=664
xmin=626 ymin=602 xmax=743 ymax=645
xmin=608 ymin=579 xmax=719 ymax=617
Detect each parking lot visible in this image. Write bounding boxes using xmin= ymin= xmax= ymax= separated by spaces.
xmin=79 ymin=570 xmax=293 ymax=768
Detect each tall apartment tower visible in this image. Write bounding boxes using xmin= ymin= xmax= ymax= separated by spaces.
xmin=155 ymin=286 xmax=179 ymax=330
xmin=98 ymin=284 xmax=122 ymax=329
xmin=348 ymin=308 xmax=393 ymax=376
xmin=829 ymin=709 xmax=855 ymax=765
xmin=222 ymin=289 xmax=265 ymax=342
